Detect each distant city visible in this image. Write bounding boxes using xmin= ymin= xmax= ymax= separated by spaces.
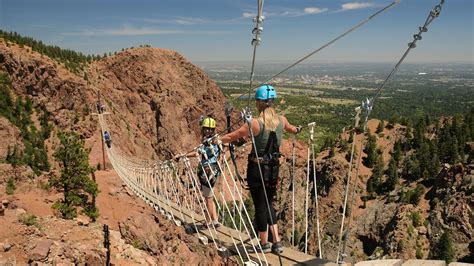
xmin=198 ymin=62 xmax=474 ymax=90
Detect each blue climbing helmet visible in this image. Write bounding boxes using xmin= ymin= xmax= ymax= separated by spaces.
xmin=255 ymin=84 xmax=277 ymax=101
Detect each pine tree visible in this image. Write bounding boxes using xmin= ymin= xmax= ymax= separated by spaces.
xmin=448 ymin=137 xmax=459 ymax=164
xmin=385 ymin=157 xmax=398 ymax=192
xmin=393 ymin=140 xmax=402 ymax=163
xmin=388 ymin=114 xmax=398 ymax=129
xmin=403 ymin=155 xmax=421 ymax=181
xmin=51 ymin=131 xmax=99 ymax=219
xmin=376 ymin=120 xmax=384 ymax=134
xmin=413 ymin=117 xmax=427 ymax=149
xmin=418 ymin=142 xmax=431 ymax=179
xmin=368 ymin=153 xmax=384 ymax=194
xmin=329 ymin=146 xmax=336 ymax=158
xmin=432 ymin=232 xmax=454 ymax=263
xmin=364 ymin=133 xmax=378 ymax=168
xmin=429 ymin=140 xmax=440 ymax=179
xmin=6 ymin=145 xmax=22 ymax=167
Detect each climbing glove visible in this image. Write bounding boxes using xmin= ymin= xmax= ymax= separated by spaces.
xmin=296 ymin=125 xmax=303 ymax=134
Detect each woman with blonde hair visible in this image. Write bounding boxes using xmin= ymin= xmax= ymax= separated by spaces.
xmin=220 ymin=84 xmax=300 ymax=254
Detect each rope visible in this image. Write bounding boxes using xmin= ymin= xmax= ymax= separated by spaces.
xmin=207 ymin=145 xmax=267 ymax=264
xmin=335 ymin=108 xmax=362 ymax=263
xmin=218 ymin=145 xmax=270 ymax=255
xmin=310 ymin=125 xmax=322 ymax=258
xmin=181 ymin=157 xmax=220 ymax=249
xmin=291 ymin=136 xmax=296 ymax=247
xmin=304 ymin=136 xmax=310 ymax=254
xmin=190 ymin=155 xmax=253 ymax=263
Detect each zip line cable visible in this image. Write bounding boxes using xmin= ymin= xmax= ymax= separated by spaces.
xmin=232 ymin=0 xmax=401 ymax=103
xmin=246 ymin=0 xmax=265 ymax=109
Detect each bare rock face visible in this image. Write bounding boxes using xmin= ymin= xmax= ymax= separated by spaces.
xmin=88 ymin=47 xmax=227 ymax=160
xmin=0 ymin=163 xmax=35 ymax=183
xmin=118 ymin=213 xmax=223 ymax=265
xmin=29 ymin=240 xmax=52 ymax=262
xmin=428 ymin=164 xmax=473 ymax=244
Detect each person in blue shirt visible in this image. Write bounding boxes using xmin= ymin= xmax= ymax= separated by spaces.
xmin=198 ymin=117 xmax=221 ymax=228
xmin=177 ymin=117 xmax=221 ymax=228
xmin=103 ymin=131 xmax=112 ymax=148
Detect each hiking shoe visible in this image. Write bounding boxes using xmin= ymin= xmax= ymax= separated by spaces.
xmin=212 ymin=220 xmax=221 ymax=229
xmin=271 ymin=241 xmax=283 ymax=254
xmin=258 ymin=242 xmax=271 ymax=253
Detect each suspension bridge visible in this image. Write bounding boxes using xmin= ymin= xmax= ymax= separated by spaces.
xmin=98 ymin=113 xmax=334 ymax=265
xmin=93 ymin=0 xmax=449 ymax=265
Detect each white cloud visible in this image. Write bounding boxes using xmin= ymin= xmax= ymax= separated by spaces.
xmin=341 ymin=2 xmax=377 ymax=11
xmin=174 ymin=17 xmax=210 ymax=25
xmin=64 ymin=25 xmax=228 ymax=36
xmin=102 ymin=27 xmax=183 ymax=36
xmin=304 ymin=7 xmax=329 ymax=14
xmin=143 ymin=16 xmax=240 ymax=25
xmin=242 ymin=12 xmax=255 ymax=18
xmin=243 ymin=7 xmax=328 ymax=18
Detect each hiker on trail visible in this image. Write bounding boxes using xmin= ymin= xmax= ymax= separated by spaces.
xmin=104 ymin=131 xmax=112 ymax=148
xmin=176 ymin=117 xmax=221 ymax=228
xmin=219 ymin=84 xmax=301 ymax=254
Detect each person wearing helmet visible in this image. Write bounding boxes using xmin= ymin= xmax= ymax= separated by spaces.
xmin=219 ymin=85 xmax=301 ymax=254
xmin=183 ymin=117 xmax=222 ymax=228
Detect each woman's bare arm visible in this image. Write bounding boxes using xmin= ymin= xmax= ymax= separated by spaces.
xmin=281 ymin=116 xmax=298 ymax=134
xmin=220 ymin=119 xmax=261 ymax=143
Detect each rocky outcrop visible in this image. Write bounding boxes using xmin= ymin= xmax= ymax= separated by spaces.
xmin=29 ymin=240 xmax=52 ymax=261
xmin=87 ymin=47 xmax=228 ymax=160
xmin=118 ymin=213 xmax=222 ymax=265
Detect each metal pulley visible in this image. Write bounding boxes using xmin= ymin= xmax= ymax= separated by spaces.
xmin=253 ymin=15 xmax=264 ymax=23
xmin=413 ymin=34 xmax=422 ymax=41
xmin=251 ymin=37 xmax=261 ymax=46
xmin=252 ymin=26 xmax=263 ymax=35
xmin=431 ymin=5 xmax=442 ymax=17
xmin=419 ymin=26 xmax=428 ymax=33
xmin=408 ymin=42 xmax=417 ymax=48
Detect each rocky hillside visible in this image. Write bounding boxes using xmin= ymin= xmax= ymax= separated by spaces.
xmin=0 ymin=38 xmax=228 ymax=264
xmin=275 ymin=119 xmax=473 ymax=263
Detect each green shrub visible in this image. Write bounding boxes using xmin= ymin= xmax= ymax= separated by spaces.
xmin=6 ymin=178 xmax=15 ymax=195
xmin=19 ymin=214 xmax=37 ymax=226
xmin=408 ymin=224 xmax=414 ymax=236
xmin=431 ymin=232 xmax=454 ymax=263
xmin=410 ymin=211 xmax=422 ymax=227
xmin=398 ymin=239 xmax=405 ymax=252
xmin=416 ymin=247 xmax=423 ymax=259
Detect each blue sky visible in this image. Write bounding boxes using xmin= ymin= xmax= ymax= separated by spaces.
xmin=0 ymin=0 xmax=472 ymax=63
